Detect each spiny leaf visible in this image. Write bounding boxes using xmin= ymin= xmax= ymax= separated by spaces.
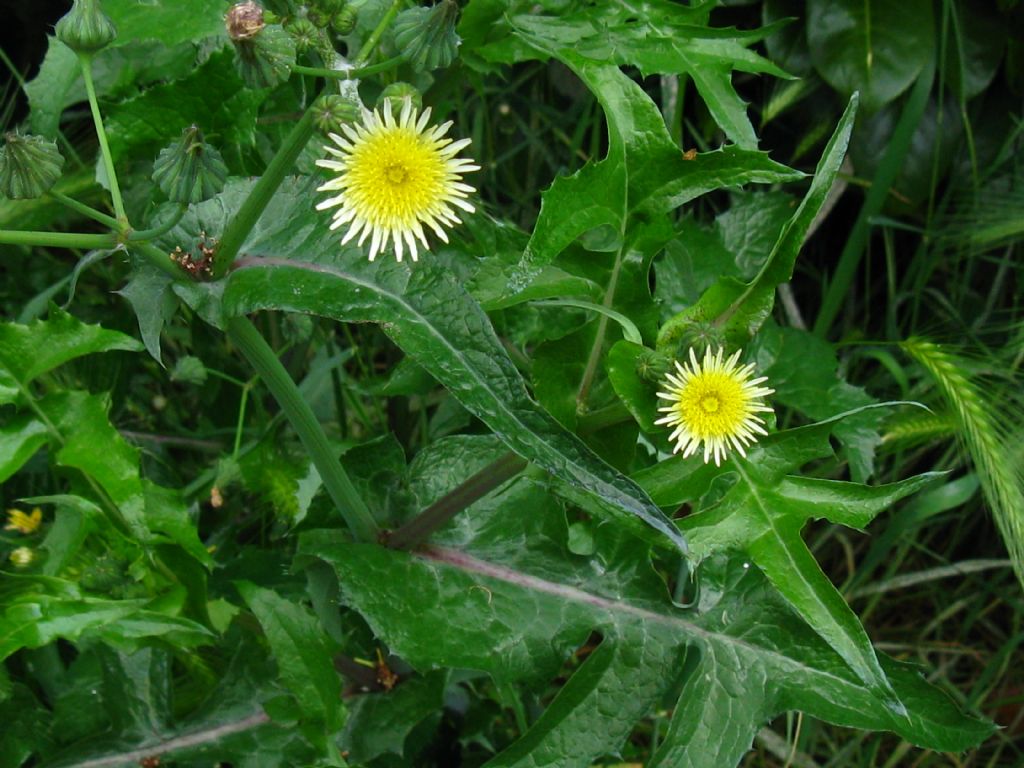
xmin=300 ymin=474 xmax=990 ymax=767
xmin=658 ymin=94 xmax=858 ymax=350
xmin=508 ymin=59 xmax=801 ymax=293
xmin=634 ymin=406 xmax=940 ymax=713
xmin=0 ymin=306 xmax=142 ymax=401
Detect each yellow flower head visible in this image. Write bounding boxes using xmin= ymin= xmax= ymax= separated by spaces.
xmin=315 ymin=97 xmax=480 ymax=263
xmin=9 ymin=546 xmax=34 ymax=568
xmin=5 ymin=507 xmax=42 ymax=535
xmin=655 ymin=347 xmax=774 ymax=466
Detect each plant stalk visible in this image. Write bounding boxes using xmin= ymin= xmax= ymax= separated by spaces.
xmin=211 ymin=105 xmax=318 ymax=277
xmin=386 ymin=452 xmax=528 ymax=550
xmin=294 ymin=55 xmax=405 ymax=81
xmin=79 ymin=55 xmax=128 ymax=227
xmin=355 ymin=0 xmax=404 ymax=65
xmin=0 ymin=229 xmax=117 ymax=249
xmin=129 ymin=204 xmax=187 ymax=241
xmin=47 ymin=191 xmax=119 ymax=229
xmin=226 ymin=316 xmax=380 ymax=543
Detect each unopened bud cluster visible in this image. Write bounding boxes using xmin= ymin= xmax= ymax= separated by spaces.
xmin=56 ymin=0 xmax=117 ymax=55
xmin=0 ymin=132 xmax=64 ymax=199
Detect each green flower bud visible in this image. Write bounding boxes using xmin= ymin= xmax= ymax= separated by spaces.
xmin=318 ymin=0 xmax=348 ymax=14
xmin=55 ymin=0 xmax=117 ymax=55
xmin=151 ymin=125 xmax=228 ymax=204
xmin=635 ymin=349 xmax=670 ymax=383
xmin=313 ymin=94 xmax=361 ymax=135
xmin=285 ymin=17 xmax=319 ymax=52
xmin=330 ymin=6 xmax=358 ymax=35
xmin=233 ymin=24 xmax=296 ymax=88
xmin=392 ymin=0 xmax=460 ymax=72
xmin=171 ymin=355 xmax=208 ymax=385
xmin=224 ymin=0 xmax=264 ymax=41
xmin=376 ymin=82 xmax=422 ymax=115
xmin=9 ymin=547 xmax=34 ymax=568
xmin=0 ymin=132 xmax=65 ymax=199
xmin=307 ymin=6 xmax=331 ymax=28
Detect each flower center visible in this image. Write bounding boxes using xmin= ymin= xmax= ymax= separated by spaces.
xmin=346 ymin=126 xmax=447 ymax=227
xmin=384 ymin=163 xmax=409 ymax=186
xmin=679 ymin=372 xmax=747 ymax=438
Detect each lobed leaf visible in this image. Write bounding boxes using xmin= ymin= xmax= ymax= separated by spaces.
xmin=0 ymin=306 xmax=141 ymax=402
xmin=301 ymin=476 xmax=990 ymax=767
xmin=658 ymin=94 xmax=858 ymax=350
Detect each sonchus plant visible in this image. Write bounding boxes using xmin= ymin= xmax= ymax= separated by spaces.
xmin=0 ymin=0 xmax=1006 ymax=766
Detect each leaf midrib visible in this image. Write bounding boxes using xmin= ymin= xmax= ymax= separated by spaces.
xmin=419 ymin=544 xmax=867 ymax=696
xmin=230 ymin=258 xmax=664 ymax=526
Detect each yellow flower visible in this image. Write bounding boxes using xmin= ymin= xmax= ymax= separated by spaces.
xmin=655 ymin=347 xmax=774 ymax=466
xmin=9 ymin=546 xmax=34 ymax=568
xmin=315 ymin=97 xmax=480 ymax=262
xmin=5 ymin=506 xmax=42 ymax=535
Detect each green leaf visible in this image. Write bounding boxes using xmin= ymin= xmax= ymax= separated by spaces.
xmin=43 ymin=632 xmax=322 ymax=767
xmin=0 ymin=306 xmax=141 ymax=399
xmin=300 ymin=476 xmax=990 ymax=766
xmin=104 ymin=50 xmax=266 ymax=168
xmin=42 ymin=390 xmax=149 ymax=541
xmin=484 ymin=637 xmax=679 ymax=768
xmin=754 ymin=322 xmax=883 ymax=481
xmin=508 ymin=61 xmax=801 ymax=293
xmin=227 ymin=252 xmax=683 ymax=549
xmin=0 ymin=578 xmax=212 ymax=662
xmin=647 ymin=649 xmax=761 ymax=768
xmin=341 ymin=672 xmax=449 ymax=763
xmin=178 ymin=178 xmax=685 ymax=551
xmin=101 ymin=0 xmax=226 ymax=48
xmin=634 ymin=409 xmax=940 ymax=712
xmin=236 ymin=581 xmax=344 ymax=734
xmin=144 ymin=482 xmax=214 ymax=569
xmin=807 ymin=0 xmax=935 ymax=113
xmin=606 ymin=340 xmax=661 ymax=433
xmin=116 ymin=264 xmax=178 ymax=364
xmin=26 ymin=0 xmax=225 ymax=138
xmin=39 ymin=502 xmax=94 ymax=577
xmin=467 ymin=0 xmax=790 ymax=147
xmin=0 ymin=414 xmax=49 ymax=483
xmin=97 ymin=647 xmax=172 ymax=740
xmin=658 ymin=94 xmax=858 ymax=350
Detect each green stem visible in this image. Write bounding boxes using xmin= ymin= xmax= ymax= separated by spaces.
xmin=293 ymin=55 xmax=405 ymax=81
xmin=211 ymin=105 xmax=318 ymax=277
xmin=355 ymin=0 xmax=404 ymax=65
xmin=129 ymin=240 xmax=190 ymax=280
xmin=129 ymin=204 xmax=187 ymax=241
xmin=226 ymin=316 xmax=379 ymax=543
xmin=79 ymin=55 xmax=128 ymax=227
xmin=47 ymin=191 xmax=119 ymax=229
xmin=385 ymin=452 xmax=527 ymax=550
xmin=0 ymin=229 xmax=117 ymax=249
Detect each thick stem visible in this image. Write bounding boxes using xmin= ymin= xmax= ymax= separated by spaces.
xmin=0 ymin=229 xmax=117 ymax=249
xmin=211 ymin=106 xmax=318 ymax=277
xmin=79 ymin=55 xmax=128 ymax=227
xmin=226 ymin=316 xmax=380 ymax=543
xmin=386 ymin=452 xmax=528 ymax=550
xmin=294 ymin=55 xmax=405 ymax=81
xmin=355 ymin=0 xmax=404 ymax=65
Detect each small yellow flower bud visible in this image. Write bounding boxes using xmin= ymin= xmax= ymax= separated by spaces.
xmin=10 ymin=547 xmax=34 ymax=568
